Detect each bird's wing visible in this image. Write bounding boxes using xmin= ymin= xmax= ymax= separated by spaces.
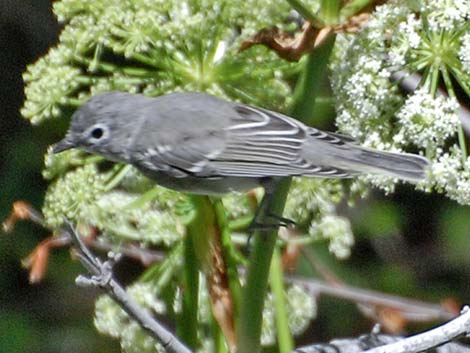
xmin=133 ymin=100 xmax=355 ymax=179
xmin=207 ymin=104 xmax=354 ymax=178
xmin=133 ymin=128 xmax=225 ymax=178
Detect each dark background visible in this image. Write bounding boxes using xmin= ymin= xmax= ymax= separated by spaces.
xmin=1 ymin=1 xmax=469 ymax=352
xmin=0 ymin=1 xmax=118 ymax=352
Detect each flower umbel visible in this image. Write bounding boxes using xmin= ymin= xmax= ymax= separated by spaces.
xmin=42 ymin=164 xmax=107 ymax=228
xmin=331 ymin=0 xmax=470 ymax=203
xmin=22 ymin=0 xmax=303 ymax=124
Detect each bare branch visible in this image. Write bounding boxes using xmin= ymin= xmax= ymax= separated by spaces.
xmin=239 ymin=22 xmax=330 ymax=62
xmin=293 ymin=315 xmax=470 ymax=353
xmin=362 ymin=306 xmax=470 ymax=353
xmin=63 ymin=221 xmax=193 ymax=353
xmin=289 ymin=276 xmax=454 ymax=322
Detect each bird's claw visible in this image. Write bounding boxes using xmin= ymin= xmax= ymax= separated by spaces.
xmin=248 ymin=213 xmax=296 ymax=232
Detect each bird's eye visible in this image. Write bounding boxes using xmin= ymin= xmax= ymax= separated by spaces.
xmin=86 ymin=124 xmax=109 ymax=142
xmin=91 ymin=127 xmax=104 ymax=139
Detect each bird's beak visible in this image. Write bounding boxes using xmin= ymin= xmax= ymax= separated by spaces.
xmin=51 ymin=138 xmax=74 ymax=153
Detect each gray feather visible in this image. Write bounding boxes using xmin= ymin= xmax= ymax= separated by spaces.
xmin=55 ymin=91 xmax=430 ymax=194
xmin=302 ymin=128 xmax=429 ymax=181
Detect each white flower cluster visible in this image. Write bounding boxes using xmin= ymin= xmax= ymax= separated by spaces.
xmin=421 ymin=0 xmax=470 ymax=31
xmin=389 ymin=14 xmax=422 ymax=66
xmin=222 ymin=192 xmax=256 ymax=221
xmin=284 ymin=178 xmax=354 ymax=258
xmin=285 ymin=178 xmax=343 ymax=224
xmin=22 ymin=61 xmax=81 ymax=123
xmin=460 ymin=32 xmax=470 ymax=74
xmin=42 ymin=152 xmax=186 ymax=245
xmin=395 ymin=88 xmax=460 ymax=150
xmin=331 ymin=0 xmax=470 ymax=204
xmin=429 ymin=146 xmax=470 ymax=204
xmin=261 ymin=284 xmax=317 ymax=346
xmin=285 ymin=285 xmax=318 ymax=336
xmin=90 ymin=191 xmax=185 ymax=246
xmin=309 ymin=215 xmax=354 ymax=259
xmin=42 ymin=164 xmax=107 ymax=227
xmin=22 ymin=0 xmax=310 ymax=124
xmin=94 ymin=282 xmax=167 ymax=353
xmin=42 ymin=147 xmax=92 ymax=180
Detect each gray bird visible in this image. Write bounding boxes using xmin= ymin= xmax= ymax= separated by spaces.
xmin=52 ymin=92 xmax=429 ymax=195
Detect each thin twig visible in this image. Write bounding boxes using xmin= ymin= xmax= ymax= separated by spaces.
xmin=363 ymin=306 xmax=470 ymax=353
xmin=62 ymin=221 xmax=193 ymax=353
xmin=91 ymin=239 xmax=166 ymax=265
xmin=289 ymin=276 xmax=454 ymax=322
xmin=297 ymin=247 xmax=455 ymax=326
xmin=293 ymin=323 xmax=470 ymax=352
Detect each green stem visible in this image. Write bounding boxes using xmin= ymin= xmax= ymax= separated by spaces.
xmin=184 ymin=195 xmax=244 ymax=349
xmin=429 ymin=64 xmax=440 ymax=97
xmin=450 ymin=67 xmax=470 ymax=98
xmin=141 ymin=242 xmax=183 ymax=284
xmin=340 ymin=0 xmax=376 ymax=20
xmin=77 ymin=58 xmax=149 ymax=78
xmin=76 ymin=54 xmax=157 ymax=76
xmin=177 ymin=195 xmax=216 ymax=348
xmin=228 ymin=214 xmax=254 ymax=232
xmin=236 ymin=179 xmax=292 ymax=353
xmin=123 ymin=187 xmax=160 ymax=210
xmin=270 ymin=247 xmax=294 ymax=353
xmin=212 ymin=312 xmax=229 ymax=353
xmin=236 ymin=30 xmax=336 ymax=353
xmin=320 ymin=0 xmax=340 ymax=25
xmin=67 ymin=154 xmax=104 ymax=166
xmin=291 ymin=34 xmax=337 ymax=122
xmin=66 ymin=97 xmax=85 ymax=107
xmin=458 ymin=127 xmax=467 ymax=166
xmin=179 ymin=234 xmax=200 ymax=349
xmin=212 ymin=198 xmax=243 ymax=319
xmin=285 ymin=0 xmax=324 ymax=27
xmin=132 ymin=52 xmax=162 ymax=68
xmin=186 ymin=195 xmax=214 ymax=273
xmin=420 ymin=65 xmax=432 ymax=89
xmin=441 ymin=65 xmax=468 ymax=163
xmin=88 ymin=44 xmax=103 ymax=72
xmin=75 ymin=75 xmax=94 ymax=84
xmin=104 ymin=164 xmax=133 ymax=192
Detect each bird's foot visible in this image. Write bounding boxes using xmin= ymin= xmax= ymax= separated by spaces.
xmin=248 ymin=213 xmax=296 ymax=231
xmin=246 ymin=214 xmax=296 ymax=248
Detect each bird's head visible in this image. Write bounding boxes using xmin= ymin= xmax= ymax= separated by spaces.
xmin=52 ymin=92 xmax=147 ymax=161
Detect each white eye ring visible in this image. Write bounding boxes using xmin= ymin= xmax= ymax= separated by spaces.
xmin=86 ymin=123 xmax=109 ymax=142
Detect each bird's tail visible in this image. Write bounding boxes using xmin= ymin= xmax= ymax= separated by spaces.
xmin=343 ymin=146 xmax=430 ymax=181
xmin=305 ymin=131 xmax=430 ymax=181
